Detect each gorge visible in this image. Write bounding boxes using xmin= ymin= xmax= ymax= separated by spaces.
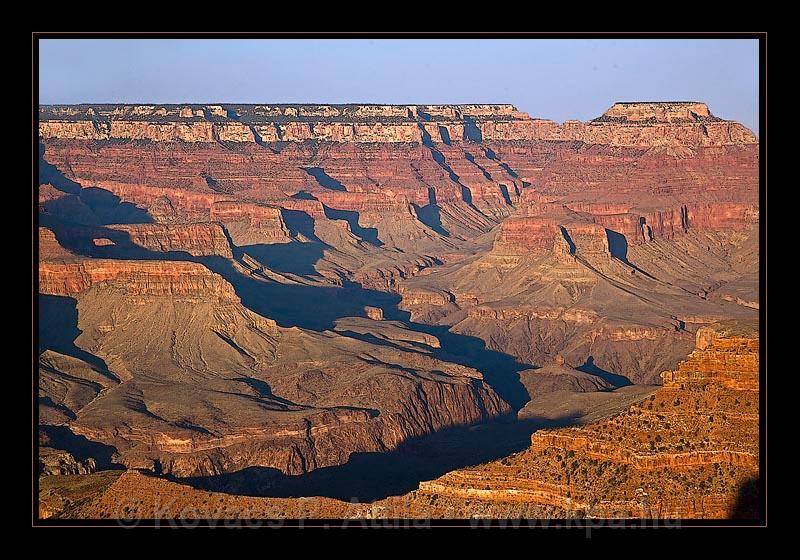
xmin=36 ymin=101 xmax=760 ymax=520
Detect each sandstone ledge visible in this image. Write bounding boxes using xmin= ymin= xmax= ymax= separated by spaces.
xmin=39 ymin=102 xmax=757 ymax=147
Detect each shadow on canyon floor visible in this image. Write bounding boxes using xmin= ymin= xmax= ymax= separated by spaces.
xmin=207 ymin=253 xmax=532 ymax=411
xmin=303 ymin=167 xmax=347 ymax=192
xmin=41 ymin=214 xmax=535 ymax=410
xmin=38 ymin=294 xmax=115 ymax=380
xmin=39 ymin=143 xmax=80 ymax=195
xmin=40 ymin=145 xmax=153 ymax=226
xmin=279 ymin=207 xmax=321 ymax=241
xmin=39 ymin=425 xmax=123 ymax=472
xmin=240 ymin=242 xmax=327 ymax=277
xmin=180 ymin=414 xmax=578 ymax=502
xmin=322 ymin=206 xmax=383 ymax=246
xmin=576 ymin=356 xmax=632 ymax=388
xmin=40 ymin=188 xmax=154 ymax=230
xmin=412 ymin=187 xmax=450 ymax=237
xmin=399 ymin=321 xmax=532 ymax=410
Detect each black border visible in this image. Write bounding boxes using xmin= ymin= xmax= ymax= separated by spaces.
xmin=31 ymin=31 xmax=768 ymax=530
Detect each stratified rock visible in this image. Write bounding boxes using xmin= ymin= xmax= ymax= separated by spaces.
xmin=398 ymin=322 xmax=759 ymax=519
xmin=37 ymin=256 xmax=508 ymax=478
xmin=363 ymin=306 xmax=384 ymax=320
xmin=105 ymin=223 xmax=233 ymax=257
xmin=39 ymin=259 xmax=239 ymax=299
xmin=37 ymin=100 xmax=759 ymax=498
xmin=39 ymin=102 xmax=756 ymax=147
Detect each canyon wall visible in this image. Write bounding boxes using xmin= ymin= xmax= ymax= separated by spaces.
xmin=40 ymin=102 xmax=757 ymax=147
xmin=494 ymin=201 xmax=758 ymax=257
xmin=47 ymin=322 xmax=761 ymax=521
xmin=39 ymin=258 xmax=238 ymax=300
xmin=38 ymin=242 xmax=509 ymax=479
xmin=402 ymin=323 xmax=760 ymax=519
xmin=37 ymin=100 xmax=760 ymax=521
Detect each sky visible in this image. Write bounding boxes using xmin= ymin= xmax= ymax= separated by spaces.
xmin=38 ymin=38 xmax=760 ymax=135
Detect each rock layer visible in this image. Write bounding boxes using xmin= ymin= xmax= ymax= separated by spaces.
xmin=37 ymin=100 xmax=760 ymax=516
xmin=399 ymin=322 xmax=760 ymax=519
xmin=38 ymin=252 xmax=508 ymax=478
xmin=40 ymin=102 xmax=756 ymax=147
xmin=40 ymin=324 xmax=760 ymax=520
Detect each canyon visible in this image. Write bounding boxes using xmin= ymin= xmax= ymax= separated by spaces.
xmin=36 ymin=102 xmax=760 ymax=520
xmin=38 ymin=322 xmax=760 ymax=520
xmin=400 ymin=322 xmax=760 ymax=519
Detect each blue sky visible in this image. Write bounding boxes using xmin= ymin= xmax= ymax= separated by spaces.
xmin=39 ymin=38 xmax=760 ymax=134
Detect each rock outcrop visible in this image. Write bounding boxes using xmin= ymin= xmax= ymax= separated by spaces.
xmin=40 ymin=102 xmax=756 ymax=147
xmin=37 ymin=100 xmax=760 ymax=517
xmin=398 ymin=323 xmax=759 ymax=519
xmin=102 ymin=223 xmax=234 ymax=257
xmin=39 ymin=227 xmax=75 ymax=259
xmin=38 ymin=254 xmax=508 ymax=478
xmin=518 ymin=355 xmax=616 ymax=397
xmin=661 ymin=324 xmax=759 ymax=390
xmin=37 ymin=323 xmax=760 ymax=521
xmin=39 ymin=449 xmax=97 ymax=476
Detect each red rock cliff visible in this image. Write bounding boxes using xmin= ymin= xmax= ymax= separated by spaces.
xmin=404 ymin=323 xmax=759 ymax=519
xmin=39 ymin=102 xmax=756 ymax=148
xmin=39 ymin=259 xmax=238 ymax=300
xmin=104 ymin=223 xmax=233 ymax=257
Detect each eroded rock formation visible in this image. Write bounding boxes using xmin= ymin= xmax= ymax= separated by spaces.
xmin=38 ymin=237 xmax=508 ymax=478
xmin=394 ymin=323 xmax=760 ymax=519
xmin=40 ymin=102 xmax=756 ymax=147
xmin=39 ymin=323 xmax=760 ymax=520
xmin=37 ymin=101 xmax=759 ymax=518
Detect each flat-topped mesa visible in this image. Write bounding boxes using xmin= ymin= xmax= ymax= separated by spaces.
xmin=39 ymin=259 xmax=239 ymax=301
xmin=478 ymin=102 xmax=756 ymax=147
xmin=598 ymin=102 xmax=715 ymax=123
xmin=40 ymin=102 xmax=755 ymax=147
xmin=103 ymin=223 xmax=234 ymax=258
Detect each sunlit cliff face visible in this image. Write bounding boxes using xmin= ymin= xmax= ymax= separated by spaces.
xmin=38 ymin=101 xmax=759 ymax=519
